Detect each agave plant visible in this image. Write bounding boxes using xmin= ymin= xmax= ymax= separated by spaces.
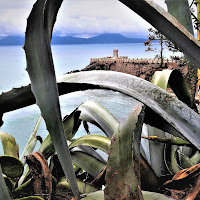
xmin=1 ymin=0 xmax=200 ymax=199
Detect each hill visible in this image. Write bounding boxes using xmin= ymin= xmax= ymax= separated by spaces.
xmin=0 ymin=34 xmax=147 ymax=46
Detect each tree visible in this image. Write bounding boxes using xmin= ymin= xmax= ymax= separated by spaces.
xmin=144 ymin=28 xmax=182 ymax=66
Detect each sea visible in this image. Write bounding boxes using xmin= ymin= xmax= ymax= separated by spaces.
xmin=0 ymin=43 xmax=174 ymax=155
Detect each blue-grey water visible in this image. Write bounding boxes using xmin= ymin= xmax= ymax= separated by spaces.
xmin=0 ymin=43 xmax=174 ymax=155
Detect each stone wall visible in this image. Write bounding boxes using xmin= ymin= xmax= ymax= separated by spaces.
xmin=83 ymin=61 xmax=188 ymax=82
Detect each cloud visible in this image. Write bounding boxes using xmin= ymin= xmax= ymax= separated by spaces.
xmin=54 ymin=0 xmax=152 ymax=36
xmin=0 ymin=0 xmax=195 ymax=37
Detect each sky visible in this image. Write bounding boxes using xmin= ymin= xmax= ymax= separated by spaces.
xmin=0 ymin=0 xmax=195 ymax=38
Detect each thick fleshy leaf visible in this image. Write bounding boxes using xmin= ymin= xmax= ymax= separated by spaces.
xmin=118 ymin=0 xmax=200 ymax=68
xmin=20 ymin=116 xmax=42 ymax=163
xmin=0 ymin=165 xmax=11 ymax=200
xmin=77 ymin=100 xmax=119 ymax=138
xmin=56 ymin=178 xmax=98 ymax=194
xmin=142 ymin=191 xmax=174 ymax=200
xmin=144 ymin=125 xmax=166 ymax=176
xmin=15 ymin=197 xmax=44 ymax=200
xmin=0 ymin=132 xmax=19 ymax=157
xmin=57 ymin=71 xmax=200 ymax=150
xmin=24 ymin=0 xmax=79 ymax=197
xmin=40 ymin=100 xmax=118 ymax=159
xmin=152 ymin=69 xmax=193 ymax=109
xmin=71 ymin=151 xmax=105 ymax=177
xmin=104 ymin=104 xmax=145 ymax=199
xmin=0 ymin=155 xmax=24 ymax=178
xmin=81 ymin=191 xmax=174 ymax=200
xmin=69 ymin=135 xmax=111 ymax=153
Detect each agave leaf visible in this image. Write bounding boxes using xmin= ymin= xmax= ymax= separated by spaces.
xmin=0 ymin=165 xmax=11 ymax=200
xmin=56 ymin=177 xmax=98 ymax=194
xmin=20 ymin=116 xmax=42 ymax=163
xmin=147 ymin=69 xmax=192 ymax=176
xmin=0 ymin=132 xmax=19 ymax=158
xmin=82 ymin=190 xmax=174 ymax=200
xmin=104 ymin=104 xmax=145 ymax=199
xmin=58 ymin=70 xmax=200 ymax=150
xmin=24 ymin=0 xmax=79 ymax=197
xmin=71 ymin=151 xmax=105 ymax=177
xmin=142 ymin=136 xmax=191 ymax=146
xmin=152 ymin=69 xmax=193 ymax=109
xmin=165 ymin=0 xmax=197 ymax=104
xmin=14 ymin=179 xmax=33 ymax=197
xmin=40 ymin=100 xmax=118 ymax=159
xmin=142 ymin=191 xmax=174 ymax=200
xmin=15 ymin=197 xmax=44 ymax=200
xmin=140 ymin=154 xmax=160 ymax=192
xmin=190 ymin=151 xmax=200 ymax=165
xmin=145 ymin=125 xmax=166 ymax=176
xmin=39 ymin=110 xmax=81 ymax=159
xmin=77 ymin=100 xmax=119 ymax=138
xmin=171 ymin=146 xmax=183 ymax=174
xmin=81 ymin=191 xmax=104 ymax=200
xmin=177 ymin=149 xmax=195 ymax=169
xmin=4 ymin=176 xmax=14 ymax=192
xmin=69 ymin=135 xmax=111 ymax=153
xmin=118 ymin=0 xmax=200 ymax=68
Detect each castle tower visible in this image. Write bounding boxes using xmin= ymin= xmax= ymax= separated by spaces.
xmin=113 ymin=49 xmax=118 ymax=59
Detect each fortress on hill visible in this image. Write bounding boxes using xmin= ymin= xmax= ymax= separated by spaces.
xmin=90 ymin=49 xmax=175 ymax=64
xmin=86 ymin=49 xmax=187 ymax=82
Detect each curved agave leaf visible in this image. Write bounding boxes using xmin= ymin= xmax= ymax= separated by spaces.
xmin=58 ymin=70 xmax=200 ymax=150
xmin=69 ymin=135 xmax=111 ymax=153
xmin=77 ymin=100 xmax=119 ymax=138
xmin=105 ymin=104 xmax=145 ymax=199
xmin=0 ymin=165 xmax=11 ymax=200
xmin=71 ymin=150 xmax=105 ymax=177
xmin=20 ymin=116 xmax=42 ymax=163
xmin=190 ymin=151 xmax=200 ymax=165
xmin=24 ymin=0 xmax=79 ymax=197
xmin=118 ymin=0 xmax=200 ymax=68
xmin=40 ymin=100 xmax=118 ymax=159
xmin=152 ymin=69 xmax=193 ymax=109
xmin=4 ymin=176 xmax=14 ymax=192
xmin=81 ymin=191 xmax=104 ymax=200
xmin=144 ymin=125 xmax=166 ymax=176
xmin=147 ymin=69 xmax=192 ymax=176
xmin=15 ymin=197 xmax=44 ymax=200
xmin=0 ymin=132 xmax=19 ymax=157
xmin=56 ymin=178 xmax=98 ymax=194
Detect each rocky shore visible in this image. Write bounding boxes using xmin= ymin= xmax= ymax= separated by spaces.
xmin=68 ymin=60 xmax=188 ymax=82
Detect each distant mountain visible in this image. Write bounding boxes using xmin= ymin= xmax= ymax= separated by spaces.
xmin=0 ymin=36 xmax=6 ymax=40
xmin=0 ymin=36 xmax=24 ymax=45
xmin=0 ymin=34 xmax=147 ymax=46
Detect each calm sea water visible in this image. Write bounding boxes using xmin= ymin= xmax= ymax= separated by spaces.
xmin=0 ymin=43 xmax=172 ymax=155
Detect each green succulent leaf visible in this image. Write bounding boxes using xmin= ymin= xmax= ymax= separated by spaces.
xmin=152 ymin=69 xmax=193 ymax=109
xmin=56 ymin=178 xmax=98 ymax=194
xmin=105 ymin=104 xmax=145 ymax=199
xmin=20 ymin=116 xmax=42 ymax=163
xmin=77 ymin=100 xmax=119 ymax=138
xmin=0 ymin=132 xmax=19 ymax=158
xmin=69 ymin=135 xmax=111 ymax=153
xmin=58 ymin=70 xmax=200 ymax=150
xmin=24 ymin=0 xmax=79 ymax=197
xmin=15 ymin=197 xmax=44 ymax=200
xmin=0 ymin=165 xmax=11 ymax=200
xmin=0 ymin=155 xmax=24 ymax=178
xmin=71 ymin=151 xmax=105 ymax=177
